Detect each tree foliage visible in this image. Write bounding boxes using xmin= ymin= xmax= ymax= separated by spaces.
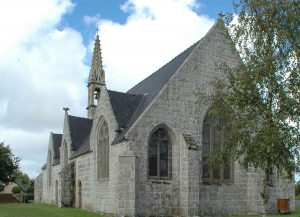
xmin=0 ymin=142 xmax=20 ymax=192
xmin=12 ymin=186 xmax=21 ymax=194
xmin=16 ymin=171 xmax=31 ymax=186
xmin=199 ymin=0 xmax=299 ymax=216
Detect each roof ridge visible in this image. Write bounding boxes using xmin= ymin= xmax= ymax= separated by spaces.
xmin=68 ymin=115 xmax=92 ymax=121
xmin=107 ymin=89 xmax=143 ymax=97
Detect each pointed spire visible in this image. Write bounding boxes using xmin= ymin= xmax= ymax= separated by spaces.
xmin=89 ymin=28 xmax=105 ymax=85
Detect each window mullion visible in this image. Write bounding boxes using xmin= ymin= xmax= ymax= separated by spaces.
xmin=157 ymin=140 xmax=160 ymax=179
xmin=209 ymin=126 xmax=213 ymax=181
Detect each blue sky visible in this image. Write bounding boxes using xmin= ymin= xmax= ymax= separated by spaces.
xmin=0 ymin=0 xmax=238 ymax=178
xmin=63 ymin=0 xmax=234 ymax=46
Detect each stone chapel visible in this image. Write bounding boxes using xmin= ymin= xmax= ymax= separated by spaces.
xmin=34 ymin=21 xmax=294 ymax=216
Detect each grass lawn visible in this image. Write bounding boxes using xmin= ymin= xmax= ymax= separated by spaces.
xmin=0 ymin=203 xmax=105 ymax=217
xmin=0 ymin=202 xmax=299 ymax=217
xmin=232 ymin=206 xmax=300 ymax=217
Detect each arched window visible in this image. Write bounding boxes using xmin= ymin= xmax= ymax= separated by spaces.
xmin=148 ymin=127 xmax=171 ymax=179
xmin=63 ymin=142 xmax=68 ymax=167
xmin=202 ymin=113 xmax=232 ymax=184
xmin=48 ymin=151 xmax=52 ymax=186
xmin=97 ymin=118 xmax=109 ymax=179
xmin=77 ymin=180 xmax=82 ymax=208
xmin=55 ymin=180 xmax=58 ymax=204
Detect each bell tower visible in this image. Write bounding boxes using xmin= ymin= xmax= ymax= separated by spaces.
xmin=87 ymin=31 xmax=105 ymax=118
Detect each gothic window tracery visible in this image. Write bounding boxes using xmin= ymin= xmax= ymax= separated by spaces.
xmin=63 ymin=142 xmax=68 ymax=167
xmin=48 ymin=151 xmax=52 ymax=186
xmin=97 ymin=118 xmax=109 ymax=180
xmin=148 ymin=127 xmax=171 ymax=179
xmin=202 ymin=113 xmax=232 ymax=184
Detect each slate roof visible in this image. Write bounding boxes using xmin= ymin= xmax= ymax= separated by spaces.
xmin=52 ymin=133 xmax=62 ymax=165
xmin=68 ymin=115 xmax=93 ymax=158
xmin=111 ymin=41 xmax=199 ymax=143
xmin=127 ymin=41 xmax=198 ymax=95
xmin=107 ymin=90 xmax=143 ymax=128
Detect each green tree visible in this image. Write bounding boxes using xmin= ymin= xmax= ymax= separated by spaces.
xmin=16 ymin=171 xmax=31 ymax=186
xmin=0 ymin=142 xmax=20 ymax=191
xmin=199 ymin=1 xmax=299 ymax=216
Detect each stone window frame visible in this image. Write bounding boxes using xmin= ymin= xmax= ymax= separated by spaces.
xmin=55 ymin=180 xmax=58 ymax=205
xmin=202 ymin=112 xmax=233 ymax=184
xmin=96 ymin=116 xmax=109 ymax=181
xmin=47 ymin=150 xmax=52 ymax=186
xmin=77 ymin=179 xmax=82 ymax=208
xmin=63 ymin=141 xmax=68 ymax=168
xmin=147 ymin=124 xmax=173 ymax=180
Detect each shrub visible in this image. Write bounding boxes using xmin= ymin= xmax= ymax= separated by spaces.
xmin=12 ymin=186 xmax=21 ymax=194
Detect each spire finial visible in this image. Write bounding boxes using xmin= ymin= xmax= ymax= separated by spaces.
xmin=96 ymin=24 xmax=99 ymax=36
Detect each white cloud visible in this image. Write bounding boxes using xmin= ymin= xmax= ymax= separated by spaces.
xmin=83 ymin=14 xmax=101 ymax=26
xmin=0 ymin=0 xmax=74 ymax=58
xmin=0 ymin=127 xmax=52 ymax=178
xmin=0 ymin=0 xmax=88 ymax=178
xmin=96 ymin=0 xmax=214 ymax=92
xmin=0 ymin=0 xmax=216 ymax=179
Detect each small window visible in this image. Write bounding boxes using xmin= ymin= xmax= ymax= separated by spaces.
xmin=63 ymin=142 xmax=68 ymax=167
xmin=48 ymin=151 xmax=52 ymax=186
xmin=148 ymin=128 xmax=171 ymax=179
xmin=202 ymin=113 xmax=232 ymax=184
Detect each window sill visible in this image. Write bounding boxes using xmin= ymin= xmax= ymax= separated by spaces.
xmin=151 ymin=180 xmax=171 ymax=185
xmin=202 ymin=181 xmax=233 ymax=186
xmin=97 ymin=177 xmax=109 ymax=183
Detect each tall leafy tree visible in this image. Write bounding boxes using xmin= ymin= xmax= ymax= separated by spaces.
xmin=0 ymin=142 xmax=20 ymax=191
xmin=200 ymin=1 xmax=299 ymax=216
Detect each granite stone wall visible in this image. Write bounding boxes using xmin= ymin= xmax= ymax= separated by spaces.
xmin=34 ymin=173 xmax=43 ymax=203
xmin=118 ymin=150 xmax=138 ymax=216
xmin=41 ymin=165 xmax=60 ymax=205
xmin=60 ymin=162 xmax=75 ymax=207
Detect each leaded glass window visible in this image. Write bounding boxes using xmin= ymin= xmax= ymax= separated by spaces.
xmin=148 ymin=128 xmax=171 ymax=179
xmin=48 ymin=151 xmax=52 ymax=186
xmin=97 ymin=118 xmax=109 ymax=180
xmin=63 ymin=142 xmax=68 ymax=167
xmin=202 ymin=114 xmax=232 ymax=184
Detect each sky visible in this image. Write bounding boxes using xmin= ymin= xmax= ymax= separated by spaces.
xmin=0 ymin=0 xmax=235 ymax=179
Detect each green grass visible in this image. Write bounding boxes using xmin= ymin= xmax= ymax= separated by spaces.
xmin=0 ymin=203 xmax=105 ymax=217
xmin=0 ymin=202 xmax=299 ymax=217
xmin=232 ymin=206 xmax=300 ymax=217
xmin=295 ymin=195 xmax=300 ymax=200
